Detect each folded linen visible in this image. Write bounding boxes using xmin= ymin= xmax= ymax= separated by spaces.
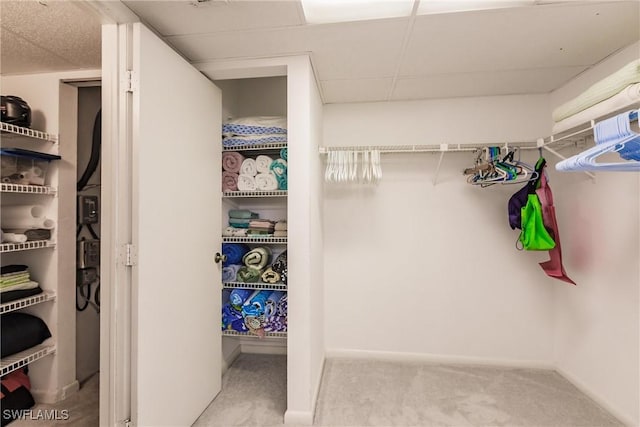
xmin=1 ymin=273 xmax=30 ymax=288
xmin=280 ymin=147 xmax=287 ymax=161
xmin=273 ymin=230 xmax=287 ymax=237
xmin=222 ymin=243 xmax=250 ymax=267
xmin=255 ymin=173 xmax=278 ymax=191
xmin=249 ymin=220 xmax=275 ymax=228
xmin=1 ymin=286 xmax=43 ymax=304
xmin=270 ymin=158 xmax=287 ymax=190
xmin=222 ymin=116 xmax=287 ymax=136
xmin=236 ymin=266 xmax=262 ymax=283
xmin=222 ymin=171 xmax=239 ymax=192
xmin=256 ymin=155 xmax=274 ymax=173
xmin=2 ymin=233 xmax=27 ymax=243
xmin=222 ymin=136 xmax=287 ymax=148
xmin=222 ymin=265 xmax=241 ymax=283
xmin=0 ymin=280 xmax=39 ymax=293
xmin=261 ymin=268 xmax=281 ymax=284
xmin=240 ymin=158 xmax=258 ymax=177
xmin=24 ymin=229 xmax=51 ymax=241
xmin=237 ymin=174 xmax=257 ymax=191
xmin=274 ymin=221 xmax=287 ymax=231
xmin=228 ymin=210 xmax=259 ymax=219
xmin=229 ymin=288 xmax=253 ymax=309
xmin=242 ymin=246 xmax=272 ymax=270
xmin=241 ymin=290 xmax=273 ymax=318
xmin=222 ymin=151 xmax=244 ymax=173
xmin=1 ymin=265 xmax=28 ymax=275
xmin=229 ymin=218 xmax=251 ymax=228
xmin=223 ymin=226 xmax=248 ymax=237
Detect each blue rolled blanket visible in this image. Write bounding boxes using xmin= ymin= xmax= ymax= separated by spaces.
xmin=270 ymin=158 xmax=287 ymax=190
xmin=242 ymin=290 xmax=272 ymax=318
xmin=229 ymin=288 xmax=253 ymax=309
xmin=265 ymin=291 xmax=286 ymax=317
xmin=222 ymin=243 xmax=250 ymax=267
xmin=222 ymin=265 xmax=241 ymax=282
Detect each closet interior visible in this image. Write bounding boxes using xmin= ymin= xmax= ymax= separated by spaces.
xmin=216 ymin=76 xmax=289 ymax=378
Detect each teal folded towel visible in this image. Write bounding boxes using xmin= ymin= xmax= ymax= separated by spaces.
xmin=270 ymin=158 xmax=287 ymax=191
xmin=229 ymin=209 xmax=259 ymax=219
xmin=280 ymin=147 xmax=287 ymax=161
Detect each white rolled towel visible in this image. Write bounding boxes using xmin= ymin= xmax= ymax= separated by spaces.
xmin=255 ymin=173 xmax=278 ymax=191
xmin=240 ymin=158 xmax=258 ymax=177
xmin=2 ymin=233 xmax=28 ymax=243
xmin=1 ymin=205 xmax=56 ymax=230
xmin=256 ymin=155 xmax=274 ymax=174
xmin=237 ymin=174 xmax=257 ymax=191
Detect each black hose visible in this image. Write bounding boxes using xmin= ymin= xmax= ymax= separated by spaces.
xmin=77 ymin=110 xmax=101 ymax=192
xmin=76 ymin=283 xmax=91 ymax=311
xmin=87 ymin=224 xmax=99 ymax=240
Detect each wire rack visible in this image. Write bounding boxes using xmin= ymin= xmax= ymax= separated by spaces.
xmin=1 ymin=183 xmax=57 ymax=195
xmin=223 ymin=282 xmax=287 ymax=291
xmin=0 ymin=292 xmax=56 ymax=314
xmin=0 ymin=240 xmax=55 ymax=253
xmin=222 ymin=236 xmax=287 ymax=244
xmin=0 ymin=344 xmax=56 ymax=376
xmin=222 ymin=142 xmax=287 ymax=152
xmin=0 ymin=122 xmax=58 ymax=143
xmin=222 ymin=330 xmax=287 ymax=339
xmin=223 ymin=190 xmax=287 ymax=198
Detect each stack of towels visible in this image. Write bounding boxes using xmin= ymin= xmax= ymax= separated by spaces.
xmin=274 ymin=221 xmax=287 ymax=237
xmin=1 ymin=265 xmax=43 ymax=303
xmin=222 ymin=116 xmax=287 ymax=148
xmin=223 ymin=209 xmax=258 ymax=237
xmin=221 ymin=288 xmax=288 ymax=336
xmin=248 ymin=219 xmax=275 ymax=235
xmin=222 ymin=248 xmax=288 ymax=286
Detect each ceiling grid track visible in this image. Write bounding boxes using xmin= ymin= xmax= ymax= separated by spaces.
xmin=387 ymin=0 xmax=421 ymax=101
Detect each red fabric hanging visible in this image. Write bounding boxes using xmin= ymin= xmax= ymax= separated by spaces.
xmin=536 ymin=169 xmax=576 ymax=285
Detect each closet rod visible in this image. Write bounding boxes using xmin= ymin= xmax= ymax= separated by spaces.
xmin=318 ymin=142 xmax=541 ymax=154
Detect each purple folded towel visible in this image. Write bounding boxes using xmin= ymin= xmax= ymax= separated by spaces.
xmin=222 ymin=152 xmax=245 ymax=173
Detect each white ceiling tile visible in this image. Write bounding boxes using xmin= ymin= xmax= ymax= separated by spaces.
xmin=1 ymin=1 xmax=101 ymax=70
xmin=124 ymin=0 xmax=305 ymax=36
xmin=391 ymin=66 xmax=588 ymax=100
xmin=322 ymin=78 xmax=392 ymax=103
xmin=0 ymin=27 xmax=77 ymax=75
xmin=400 ymin=1 xmax=639 ymax=76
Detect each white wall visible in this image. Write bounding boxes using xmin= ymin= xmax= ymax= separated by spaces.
xmin=549 ymin=41 xmax=640 ymax=426
xmin=1 ymin=69 xmax=100 ymax=402
xmin=323 ymin=94 xmax=558 ymax=365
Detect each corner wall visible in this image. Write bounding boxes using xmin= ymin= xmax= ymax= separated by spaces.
xmin=322 ymin=94 xmax=556 ymax=365
xmin=549 ymin=41 xmax=640 ymax=426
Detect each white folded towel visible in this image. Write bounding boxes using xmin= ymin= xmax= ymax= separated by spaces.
xmin=256 ymin=155 xmax=274 ymax=174
xmin=255 ymin=173 xmax=278 ymax=191
xmin=2 ymin=232 xmax=27 ymax=243
xmin=223 ymin=227 xmax=248 ymax=237
xmin=275 ymin=221 xmax=287 ymax=231
xmin=237 ymin=174 xmax=257 ymax=191
xmin=240 ymin=158 xmax=258 ymax=177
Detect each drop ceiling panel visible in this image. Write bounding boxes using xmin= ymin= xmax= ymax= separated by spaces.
xmin=0 ymin=28 xmax=76 ymax=75
xmin=401 ymin=1 xmax=639 ymax=77
xmin=391 ymin=66 xmax=588 ymax=100
xmin=124 ymin=0 xmax=304 ymax=36
xmin=322 ymin=78 xmax=393 ymax=103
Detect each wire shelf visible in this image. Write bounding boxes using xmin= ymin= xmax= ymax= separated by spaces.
xmin=0 ymin=240 xmax=55 ymax=253
xmin=1 ymin=183 xmax=57 ymax=195
xmin=0 ymin=122 xmax=57 ymax=143
xmin=0 ymin=292 xmax=56 ymax=314
xmin=1 ymin=344 xmax=56 ymax=376
xmin=223 ymin=190 xmax=287 ymax=198
xmin=223 ymin=142 xmax=287 ymax=152
xmin=222 ymin=236 xmax=287 ymax=244
xmin=223 ymin=282 xmax=287 ymax=291
xmin=222 ymin=330 xmax=287 ymax=339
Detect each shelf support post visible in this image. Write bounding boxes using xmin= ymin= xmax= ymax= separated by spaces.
xmin=433 ymin=144 xmax=447 ymax=186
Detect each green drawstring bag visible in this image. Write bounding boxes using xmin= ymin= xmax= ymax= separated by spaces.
xmin=519 ymin=194 xmax=556 ymax=251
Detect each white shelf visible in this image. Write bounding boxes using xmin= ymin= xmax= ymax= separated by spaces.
xmin=222 ymin=330 xmax=287 ymax=339
xmin=223 ymin=190 xmax=287 ymax=198
xmin=1 ymin=183 xmax=57 ymax=195
xmin=0 ymin=240 xmax=55 ymax=253
xmin=0 ymin=344 xmax=56 ymax=377
xmin=223 ymin=282 xmax=287 ymax=291
xmin=1 ymin=291 xmax=56 ymax=314
xmin=223 ymin=142 xmax=287 ymax=152
xmin=0 ymin=122 xmax=57 ymax=143
xmin=222 ymin=236 xmax=287 ymax=244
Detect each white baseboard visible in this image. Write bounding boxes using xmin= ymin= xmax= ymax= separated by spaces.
xmin=221 ymin=345 xmax=242 ymax=375
xmin=555 ymin=366 xmax=636 ymax=427
xmin=31 ymin=380 xmax=79 ymax=404
xmin=240 ymin=341 xmax=287 ymax=355
xmin=284 ymin=409 xmax=313 ymax=425
xmin=325 ymin=348 xmax=554 ymax=370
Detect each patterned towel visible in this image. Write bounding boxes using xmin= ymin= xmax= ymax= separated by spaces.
xmin=280 ymin=147 xmax=287 ymax=161
xmin=241 ymin=290 xmax=272 ymax=318
xmin=270 ymin=158 xmax=287 ymax=190
xmin=272 ymin=251 xmax=288 ymax=285
xmin=222 ymin=116 xmax=287 ymax=136
xmin=229 ymin=288 xmax=253 ymax=309
xmin=223 ymin=136 xmax=287 ymax=148
xmin=237 ymin=266 xmax=261 ymax=283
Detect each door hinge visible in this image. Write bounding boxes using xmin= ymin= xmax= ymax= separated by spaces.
xmin=122 ymin=418 xmax=132 ymax=427
xmin=124 ymin=243 xmax=137 ymax=267
xmin=124 ymin=70 xmax=137 ymax=93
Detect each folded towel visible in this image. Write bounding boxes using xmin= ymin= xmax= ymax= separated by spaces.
xmin=228 ymin=210 xmax=259 ymax=219
xmin=246 ymin=230 xmax=273 ymax=236
xmin=240 ymin=158 xmax=258 ymax=177
xmin=274 ymin=221 xmax=287 ymax=231
xmin=249 ymin=220 xmax=275 ymax=228
xmin=24 ymin=229 xmax=51 ymax=241
xmin=0 ymin=280 xmax=39 ymax=293
xmin=256 ymin=155 xmax=274 ymax=173
xmin=270 ymin=158 xmax=287 ymax=190
xmin=242 ymin=247 xmax=272 ymax=270
xmin=273 ymin=230 xmax=287 ymax=237
xmin=2 ymin=233 xmax=27 ymax=243
xmin=1 ymin=273 xmax=31 ymax=288
xmin=223 ymin=227 xmax=248 ymax=237
xmin=280 ymin=147 xmax=287 ymax=161
xmin=264 ymin=315 xmax=287 ymax=332
xmin=1 ymin=265 xmax=28 ymax=275
xmin=222 ymin=265 xmax=241 ymax=283
xmin=222 ymin=116 xmax=287 ymax=136
xmin=241 ymin=290 xmax=272 ymax=318
xmin=237 ymin=174 xmax=257 ymax=191
xmin=1 ymin=286 xmax=43 ymax=304
xmin=229 ymin=288 xmax=254 ymax=309
xmin=222 ymin=243 xmax=250 ymax=267
xmin=272 ymin=251 xmax=288 ymax=285
xmin=261 ymin=268 xmax=281 ymax=284
xmin=236 ymin=266 xmax=262 ymax=283
xmin=222 ymin=152 xmax=244 ymax=173
xmin=229 ymin=218 xmax=251 ymax=228
xmin=255 ymin=173 xmax=278 ymax=191
xmin=222 ymin=171 xmax=239 ymax=192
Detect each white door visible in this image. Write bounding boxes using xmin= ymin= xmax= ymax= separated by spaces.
xmin=105 ymin=22 xmax=222 ymax=427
